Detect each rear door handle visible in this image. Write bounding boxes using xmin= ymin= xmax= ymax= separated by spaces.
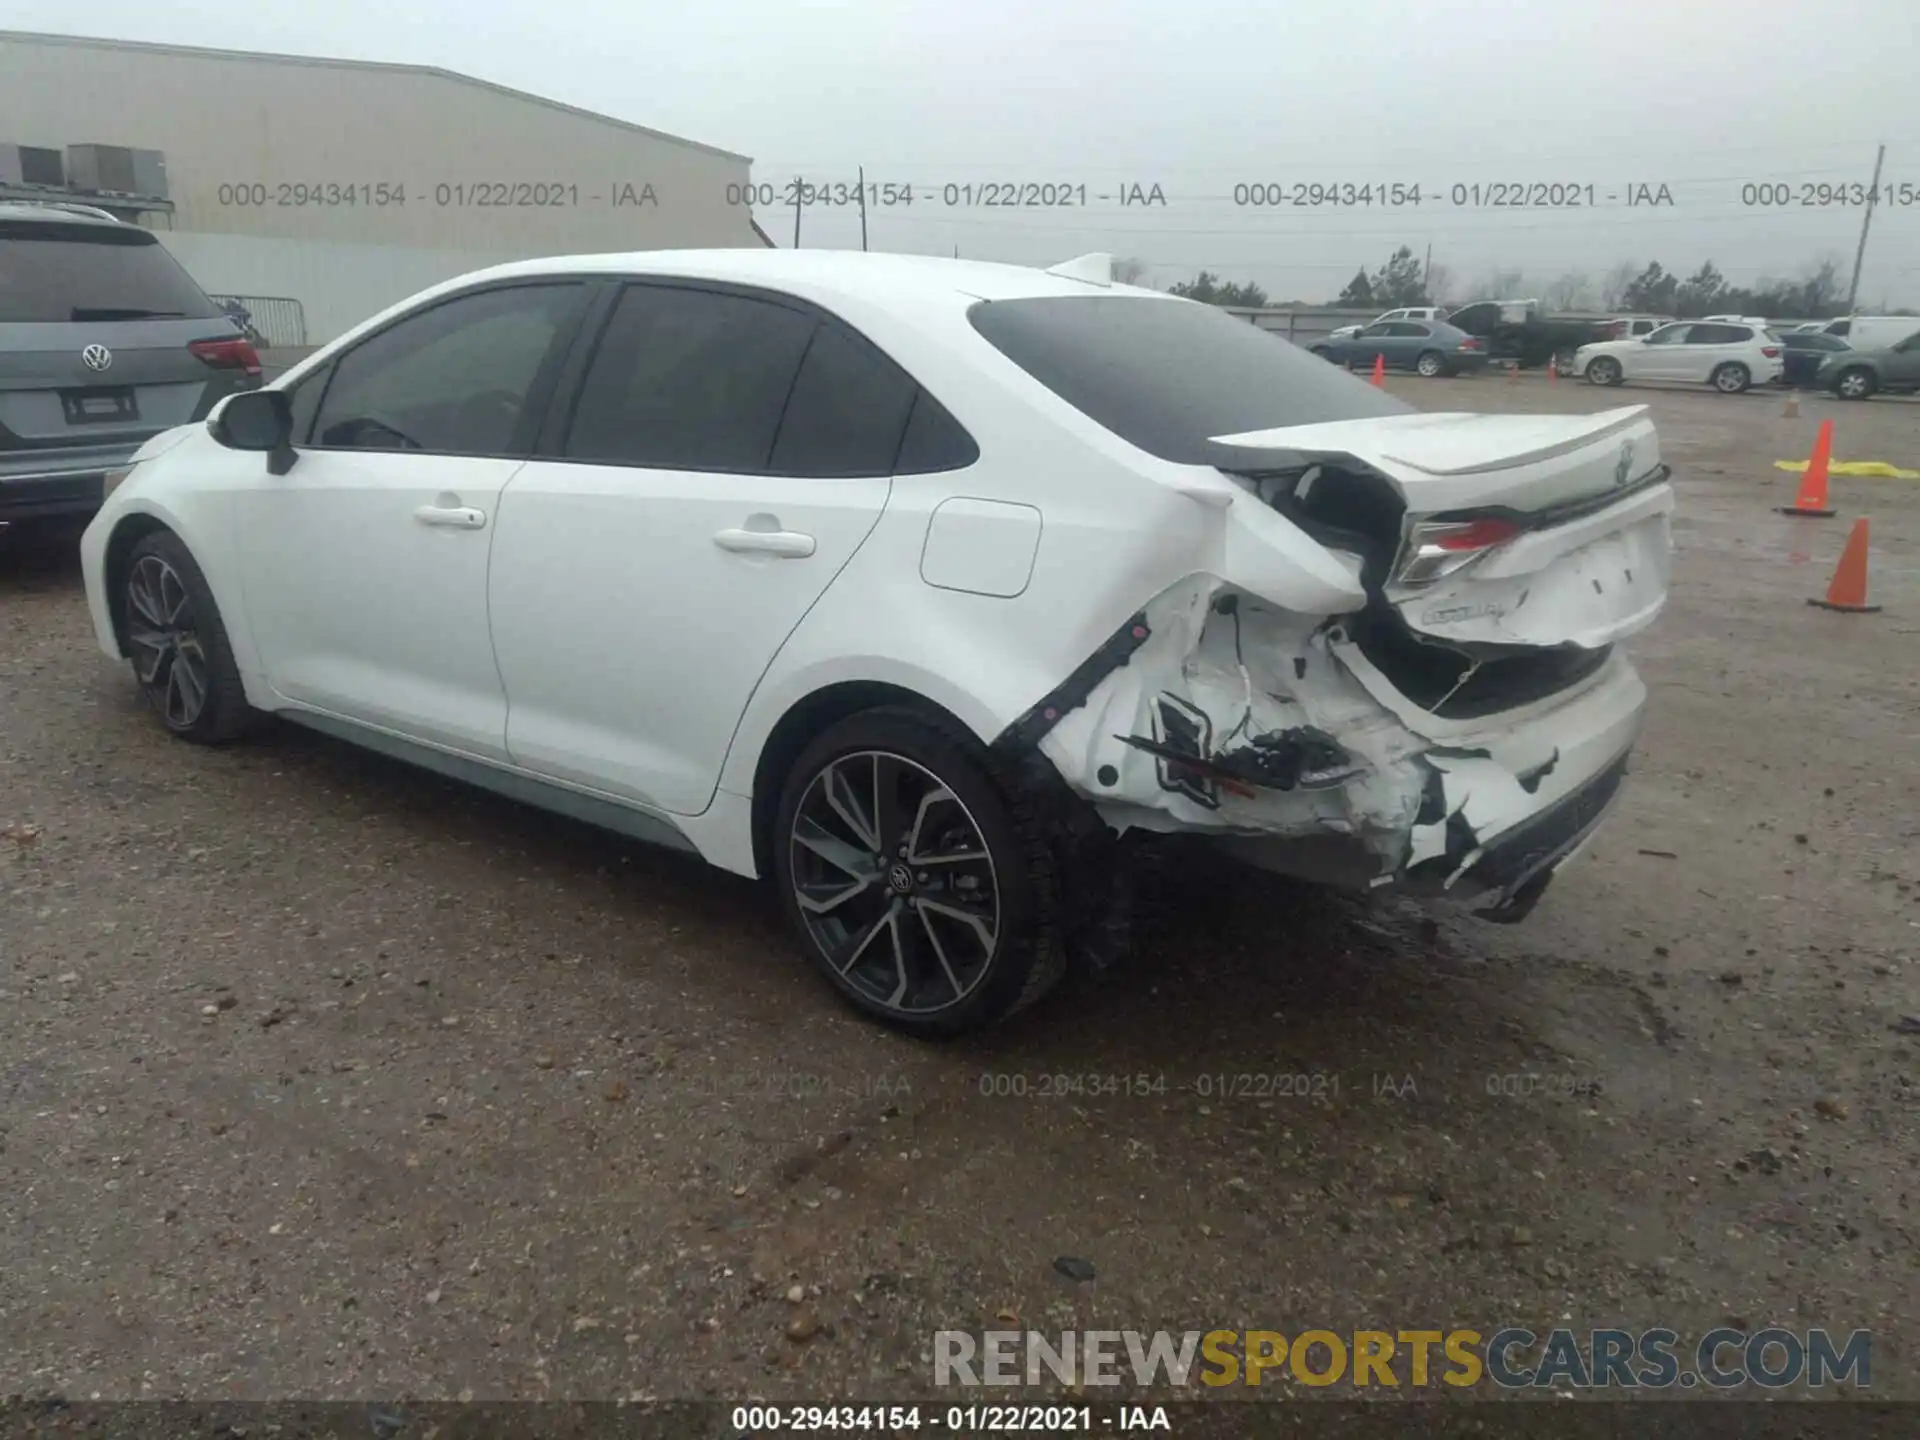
xmin=414 ymin=504 xmax=487 ymax=529
xmin=713 ymin=527 xmax=815 ymax=558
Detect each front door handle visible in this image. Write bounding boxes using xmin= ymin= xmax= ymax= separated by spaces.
xmin=713 ymin=527 xmax=815 ymax=558
xmin=414 ymin=504 xmax=487 ymax=530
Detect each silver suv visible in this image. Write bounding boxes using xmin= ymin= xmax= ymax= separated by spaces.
xmin=1 ymin=202 xmax=261 ymax=529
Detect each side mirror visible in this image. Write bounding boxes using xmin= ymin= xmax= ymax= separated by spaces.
xmin=210 ymin=389 xmax=297 ymax=475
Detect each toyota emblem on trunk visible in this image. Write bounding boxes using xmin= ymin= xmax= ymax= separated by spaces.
xmin=82 ymin=344 xmax=113 ymax=372
xmin=1614 ymin=439 xmax=1635 ymax=487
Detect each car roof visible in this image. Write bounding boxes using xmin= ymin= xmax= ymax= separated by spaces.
xmin=0 ymin=201 xmax=130 ymax=228
xmin=445 ymin=248 xmax=1176 ymax=308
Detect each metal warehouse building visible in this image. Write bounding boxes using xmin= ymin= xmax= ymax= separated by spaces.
xmin=0 ymin=30 xmax=768 ymax=343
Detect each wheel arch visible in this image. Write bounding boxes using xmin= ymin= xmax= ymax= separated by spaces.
xmin=101 ymin=511 xmax=183 ymax=657
xmin=747 ymin=679 xmax=981 ymax=882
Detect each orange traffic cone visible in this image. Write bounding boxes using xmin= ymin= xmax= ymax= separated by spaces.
xmin=1808 ymin=518 xmax=1881 ymax=613
xmin=1778 ymin=419 xmax=1837 ymax=518
xmin=1370 ymin=353 xmax=1386 ymax=387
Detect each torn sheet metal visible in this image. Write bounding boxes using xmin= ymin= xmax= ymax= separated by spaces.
xmin=1033 ymin=573 xmax=1627 ymax=896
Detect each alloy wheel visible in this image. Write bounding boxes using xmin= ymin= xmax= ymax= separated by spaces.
xmin=788 ymin=750 xmax=1001 ymax=1017
xmin=1838 ymin=371 xmax=1872 ymax=399
xmin=1715 ymin=364 xmax=1749 ymax=394
xmin=126 ymin=554 xmax=210 ymax=729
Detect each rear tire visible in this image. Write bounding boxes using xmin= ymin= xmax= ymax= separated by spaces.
xmin=1711 ymin=362 xmax=1751 ymax=394
xmin=771 ymin=707 xmax=1065 ymax=1037
xmin=1585 ymin=355 xmax=1624 ymax=387
xmin=1834 ymin=366 xmax=1876 ymax=400
xmin=1415 ymin=350 xmax=1447 ymax=378
xmin=122 ymin=531 xmax=263 ymax=744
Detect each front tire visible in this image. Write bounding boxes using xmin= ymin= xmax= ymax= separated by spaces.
xmin=123 ymin=531 xmax=262 ymax=743
xmin=772 ymin=708 xmax=1064 ymax=1037
xmin=1585 ymin=355 xmax=1624 ymax=387
xmin=1834 ymin=367 xmax=1876 ymax=400
xmin=1711 ymin=362 xmax=1751 ymax=394
xmin=1415 ymin=350 xmax=1447 ymax=378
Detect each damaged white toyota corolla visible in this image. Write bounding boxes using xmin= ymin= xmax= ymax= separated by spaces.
xmin=79 ymin=249 xmax=1672 ymax=1035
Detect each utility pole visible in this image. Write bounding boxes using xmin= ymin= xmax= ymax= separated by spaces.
xmin=1423 ymin=242 xmax=1433 ymax=299
xmin=1845 ymin=142 xmax=1885 ymax=313
xmin=857 ymin=165 xmax=868 ymax=252
xmin=792 ymin=181 xmax=803 ymax=249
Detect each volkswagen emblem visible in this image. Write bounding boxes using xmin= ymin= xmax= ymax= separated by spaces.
xmin=81 ymin=344 xmax=113 ymax=373
xmin=1614 ymin=439 xmax=1635 ymax=487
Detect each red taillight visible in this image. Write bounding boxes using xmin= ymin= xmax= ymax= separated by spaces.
xmin=1458 ymin=338 xmax=1482 ymax=350
xmin=189 ymin=336 xmax=262 ymax=376
xmin=1761 ymin=346 xmax=1781 ymax=358
xmin=1429 ymin=517 xmax=1521 ymax=551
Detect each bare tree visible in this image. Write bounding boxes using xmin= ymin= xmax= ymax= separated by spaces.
xmin=1599 ymin=261 xmax=1640 ymax=310
xmin=1545 ymin=270 xmax=1595 ymax=310
xmin=1111 ymin=256 xmax=1151 ymax=286
xmin=1473 ymin=268 xmax=1527 ymax=301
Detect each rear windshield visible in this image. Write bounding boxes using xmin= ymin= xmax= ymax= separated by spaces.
xmin=968 ymin=294 xmax=1409 ymax=464
xmin=0 ymin=220 xmax=221 ymax=324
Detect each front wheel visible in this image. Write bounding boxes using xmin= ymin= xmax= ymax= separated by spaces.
xmin=772 ymin=708 xmax=1065 ymax=1036
xmin=1415 ymin=350 xmax=1447 ymax=378
xmin=122 ymin=531 xmax=263 ymax=743
xmin=1711 ymin=362 xmax=1751 ymax=394
xmin=1834 ymin=367 xmax=1876 ymax=400
xmin=1585 ymin=355 xmax=1624 ymax=387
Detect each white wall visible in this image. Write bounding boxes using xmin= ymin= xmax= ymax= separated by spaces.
xmin=159 ymin=231 xmax=528 ymax=343
xmin=0 ymin=31 xmax=759 ymax=253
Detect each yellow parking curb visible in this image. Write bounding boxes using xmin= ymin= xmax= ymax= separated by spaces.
xmin=1773 ymin=460 xmax=1920 ymax=479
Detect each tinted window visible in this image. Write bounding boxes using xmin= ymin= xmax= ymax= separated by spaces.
xmin=971 ymin=295 xmax=1407 ymax=464
xmin=1389 ymin=323 xmax=1430 ymax=337
xmin=0 ymin=220 xmax=222 ymax=323
xmin=894 ymin=390 xmax=979 ymax=474
xmin=768 ymin=323 xmax=916 ymax=476
xmin=313 ymin=284 xmax=580 ymax=456
xmin=566 ymin=284 xmax=813 ymax=471
xmin=1687 ymin=323 xmax=1748 ymax=344
xmin=286 ymin=361 xmax=332 ymax=444
xmin=1825 ymin=321 xmax=1850 ymax=336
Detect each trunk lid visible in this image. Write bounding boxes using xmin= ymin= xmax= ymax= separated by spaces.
xmin=1206 ymin=405 xmax=1672 ymax=655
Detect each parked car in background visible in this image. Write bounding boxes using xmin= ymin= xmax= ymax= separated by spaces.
xmin=1597 ymin=315 xmax=1674 ymax=342
xmin=1570 ymin=320 xmax=1782 ymax=393
xmin=1808 ymin=316 xmax=1920 ymax=349
xmin=1815 ymin=328 xmax=1920 ymax=399
xmin=1 ymin=202 xmax=261 ymax=530
xmin=78 ymin=249 xmax=1671 ymax=1034
xmin=1326 ymin=305 xmax=1449 ymax=342
xmin=1310 ymin=319 xmax=1489 ymax=376
xmin=1777 ymin=331 xmax=1850 ymax=388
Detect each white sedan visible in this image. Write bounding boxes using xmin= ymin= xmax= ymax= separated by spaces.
xmin=1572 ymin=320 xmax=1783 ymax=393
xmin=80 ymin=250 xmax=1673 ymax=1035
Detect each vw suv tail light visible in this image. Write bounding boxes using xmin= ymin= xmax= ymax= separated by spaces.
xmin=188 ymin=336 xmax=262 ymax=377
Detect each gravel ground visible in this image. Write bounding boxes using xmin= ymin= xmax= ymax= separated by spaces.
xmin=2 ymin=377 xmax=1916 ymax=1406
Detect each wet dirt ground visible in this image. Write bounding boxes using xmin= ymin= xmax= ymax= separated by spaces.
xmin=2 ymin=376 xmax=1915 ymax=1407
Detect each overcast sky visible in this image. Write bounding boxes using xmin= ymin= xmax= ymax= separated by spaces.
xmin=16 ymin=1 xmax=1919 ymax=304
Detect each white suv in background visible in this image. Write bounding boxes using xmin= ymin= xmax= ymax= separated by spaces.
xmin=1571 ymin=320 xmax=1783 ymax=393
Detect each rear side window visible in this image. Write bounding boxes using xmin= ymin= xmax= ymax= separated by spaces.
xmin=566 ymin=284 xmax=814 ymax=471
xmin=969 ymin=294 xmax=1407 ymax=464
xmin=768 ymin=322 xmax=916 ymax=477
xmin=0 ymin=220 xmax=222 ymax=323
xmin=894 ymin=391 xmax=978 ymax=474
xmin=1688 ymin=323 xmax=1749 ymax=344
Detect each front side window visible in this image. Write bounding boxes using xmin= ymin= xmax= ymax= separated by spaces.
xmin=311 ymin=283 xmax=582 ymax=456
